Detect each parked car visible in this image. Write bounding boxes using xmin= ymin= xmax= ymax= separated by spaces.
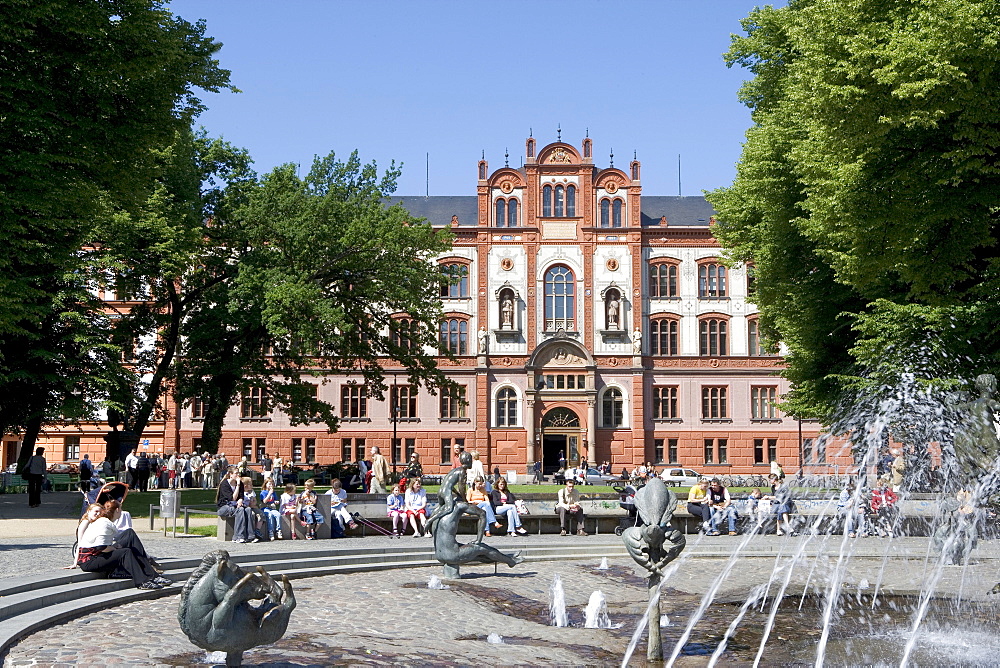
xmin=659 ymin=467 xmax=701 ymax=487
xmin=559 ymin=466 xmax=621 ymax=485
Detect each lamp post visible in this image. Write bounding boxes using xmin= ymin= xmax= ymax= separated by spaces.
xmin=391 ymin=374 xmax=399 ymax=476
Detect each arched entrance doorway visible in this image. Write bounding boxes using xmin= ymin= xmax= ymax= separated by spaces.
xmin=541 ymin=407 xmax=581 ymax=474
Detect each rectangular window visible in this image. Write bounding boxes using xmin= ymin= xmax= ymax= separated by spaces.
xmin=440 ymin=386 xmax=467 ymax=420
xmin=704 ymin=438 xmax=714 ymax=464
xmin=392 ymin=385 xmax=417 ymax=419
xmin=64 ymin=436 xmax=80 ymax=461
xmin=804 ymin=437 xmax=825 ymax=464
xmin=751 ymin=386 xmax=778 ymax=420
xmin=393 ymin=438 xmax=402 ymax=464
xmin=240 ymin=387 xmax=267 ymax=419
xmin=306 ymin=438 xmax=316 ymax=462
xmin=668 ymin=438 xmax=679 ymax=463
xmin=701 ymin=386 xmax=729 ymax=420
xmin=654 ymin=438 xmax=664 ymax=463
xmin=342 ymin=438 xmax=353 ymax=462
xmin=340 ymin=384 xmax=368 ymax=419
xmin=291 ymin=438 xmax=303 ymax=463
xmin=754 ymin=438 xmax=777 ymax=464
xmin=242 ymin=438 xmax=253 ymax=460
xmin=191 ymin=397 xmax=207 ymax=420
xmin=441 ymin=438 xmax=451 ymax=464
xmin=255 ymin=438 xmax=266 ymax=462
xmin=653 ymin=386 xmax=679 ymax=420
xmin=718 ymin=438 xmax=728 ymax=464
xmin=192 ymin=437 xmax=202 ymax=451
xmin=405 ymin=438 xmax=416 ymax=461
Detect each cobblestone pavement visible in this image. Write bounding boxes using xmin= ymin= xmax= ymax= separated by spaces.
xmin=6 ymin=548 xmax=1000 ymax=667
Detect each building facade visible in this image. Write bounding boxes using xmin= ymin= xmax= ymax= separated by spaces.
xmin=8 ymin=135 xmax=846 ymax=477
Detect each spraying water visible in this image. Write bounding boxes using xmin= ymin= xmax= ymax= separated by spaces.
xmin=549 ymin=574 xmax=568 ymax=627
xmin=427 ymin=575 xmax=448 ymax=590
xmin=584 ymin=591 xmax=612 ymax=629
xmin=486 ymin=633 xmax=503 ymax=644
xmin=597 ymin=557 xmax=609 ymax=570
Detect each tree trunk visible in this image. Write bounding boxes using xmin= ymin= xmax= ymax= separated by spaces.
xmin=15 ymin=414 xmax=43 ymax=475
xmin=199 ymin=372 xmax=239 ymax=454
xmin=132 ymin=286 xmax=184 ymax=440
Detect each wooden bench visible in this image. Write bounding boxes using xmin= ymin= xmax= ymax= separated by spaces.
xmin=2 ymin=474 xmax=28 ymax=493
xmin=47 ymin=473 xmax=78 ymax=491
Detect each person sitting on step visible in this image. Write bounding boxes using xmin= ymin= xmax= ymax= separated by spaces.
xmin=556 ymin=478 xmax=587 ymax=536
xmin=325 ymin=478 xmax=357 ymax=536
xmin=404 ymin=477 xmax=429 ymax=537
xmin=298 ymin=481 xmax=324 ymax=540
xmin=490 ymin=476 xmax=528 ymax=536
xmin=387 ymin=482 xmax=407 ymax=536
xmin=467 ymin=476 xmax=503 ymax=537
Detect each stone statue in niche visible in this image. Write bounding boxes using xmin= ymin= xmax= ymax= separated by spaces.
xmin=632 ymin=328 xmax=642 ymax=354
xmin=501 ymin=295 xmax=514 ymax=329
xmin=478 ymin=326 xmax=489 ymax=354
xmin=178 ymin=549 xmax=296 ymax=667
xmin=607 ymin=295 xmax=620 ymax=329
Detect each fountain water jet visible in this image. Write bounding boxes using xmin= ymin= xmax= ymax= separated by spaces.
xmin=549 ymin=574 xmax=568 ymax=627
xmin=584 ymin=591 xmax=612 ymax=629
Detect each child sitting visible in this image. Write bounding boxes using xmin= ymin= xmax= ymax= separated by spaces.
xmin=280 ymin=483 xmax=299 ymax=540
xmin=298 ymin=480 xmax=324 ymax=540
xmin=387 ymin=483 xmax=407 ymax=536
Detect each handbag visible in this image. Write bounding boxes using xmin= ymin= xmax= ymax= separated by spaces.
xmin=514 ymin=499 xmax=529 ymax=515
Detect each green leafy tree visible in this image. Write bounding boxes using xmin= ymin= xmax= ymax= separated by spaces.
xmin=0 ymin=0 xmax=234 ymax=469
xmin=174 ymin=152 xmax=457 ymax=453
xmin=709 ymin=0 xmax=1000 ymax=421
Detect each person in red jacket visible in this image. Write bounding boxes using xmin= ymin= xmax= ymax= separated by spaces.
xmin=870 ymin=477 xmax=899 ymax=537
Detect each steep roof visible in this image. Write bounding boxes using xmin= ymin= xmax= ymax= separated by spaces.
xmin=639 ymin=196 xmax=715 ymax=227
xmin=388 ymin=196 xmax=479 ymax=226
xmin=387 ymin=195 xmax=716 ymax=227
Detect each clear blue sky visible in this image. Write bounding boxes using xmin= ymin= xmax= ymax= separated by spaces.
xmin=168 ymin=1 xmax=778 ymax=197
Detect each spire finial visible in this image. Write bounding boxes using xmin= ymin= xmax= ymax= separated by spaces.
xmin=504 ymin=148 xmax=509 ymax=167
xmin=557 ymin=123 xmax=561 ymax=141
xmin=634 ymin=149 xmax=637 ymax=160
xmin=529 ymin=127 xmax=533 ymax=138
xmin=586 ymin=127 xmax=589 ymax=138
xmin=610 ymin=148 xmax=614 ymax=168
xmin=481 ymin=149 xmax=485 ymax=160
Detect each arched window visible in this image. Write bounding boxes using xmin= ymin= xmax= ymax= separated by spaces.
xmin=698 ymin=262 xmax=728 ymax=298
xmin=391 ymin=317 xmax=417 ymax=351
xmin=495 ymin=198 xmax=518 ymax=227
xmin=507 ymin=199 xmax=518 ymax=227
xmin=699 ymin=317 xmax=729 ymax=356
xmin=566 ymin=185 xmax=576 ymax=216
xmin=600 ymin=199 xmax=610 ymax=227
xmin=650 ymin=318 xmax=679 ymax=355
xmin=438 ymin=318 xmax=469 ymax=355
xmin=612 ymin=199 xmax=623 ymax=227
xmin=544 ymin=265 xmax=575 ymax=331
xmin=542 ymin=185 xmax=552 ymax=217
xmin=602 ymin=387 xmax=624 ymax=428
xmin=649 ymin=262 xmax=679 ymax=298
xmin=439 ymin=262 xmax=469 ymax=298
xmin=495 ymin=199 xmax=506 ymax=227
xmin=496 ymin=387 xmax=518 ymax=427
xmin=554 ymin=185 xmax=565 ymax=217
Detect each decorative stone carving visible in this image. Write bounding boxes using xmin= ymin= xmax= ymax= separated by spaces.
xmin=500 ymin=257 xmax=514 ymax=271
xmin=478 ymin=326 xmax=489 ymax=354
xmin=606 ymin=258 xmax=619 ymax=271
xmin=178 ymin=550 xmax=296 ymax=668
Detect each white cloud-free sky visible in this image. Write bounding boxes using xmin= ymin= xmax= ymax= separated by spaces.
xmin=169 ymin=0 xmax=779 ymax=196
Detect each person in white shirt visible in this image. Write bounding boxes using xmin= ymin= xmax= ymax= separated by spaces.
xmin=325 ymin=479 xmax=356 ymax=534
xmin=404 ymin=478 xmax=429 ymax=537
xmin=70 ymin=504 xmax=165 ymax=589
xmin=466 ymin=451 xmax=488 ymax=491
xmin=125 ymin=449 xmax=139 ymax=490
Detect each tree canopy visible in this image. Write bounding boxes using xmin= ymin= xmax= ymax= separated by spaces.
xmin=708 ymin=0 xmax=1000 ymax=420
xmin=0 ymin=1 xmax=234 ymax=469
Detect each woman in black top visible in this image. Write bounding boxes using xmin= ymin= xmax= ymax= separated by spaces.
xmin=489 ymin=477 xmax=528 ymax=536
xmin=216 ymin=467 xmax=257 ymax=543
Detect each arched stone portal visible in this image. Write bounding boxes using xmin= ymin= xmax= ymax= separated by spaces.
xmin=540 ymin=407 xmax=581 ymax=474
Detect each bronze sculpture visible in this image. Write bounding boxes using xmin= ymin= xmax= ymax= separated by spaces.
xmin=426 ymin=452 xmax=523 ymax=576
xmin=178 ymin=550 xmax=296 ymax=667
xmin=621 ymin=477 xmax=686 ymax=661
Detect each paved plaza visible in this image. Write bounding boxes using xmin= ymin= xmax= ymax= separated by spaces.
xmin=4 ymin=492 xmax=1000 ymax=666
